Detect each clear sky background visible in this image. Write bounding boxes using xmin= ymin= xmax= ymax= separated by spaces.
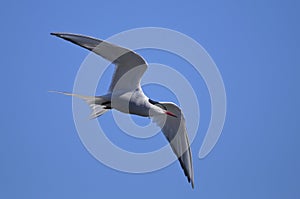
xmin=1 ymin=0 xmax=299 ymax=198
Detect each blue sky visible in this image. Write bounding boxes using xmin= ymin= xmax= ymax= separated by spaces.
xmin=1 ymin=0 xmax=299 ymax=198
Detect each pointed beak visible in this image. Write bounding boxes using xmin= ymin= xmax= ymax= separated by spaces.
xmin=165 ymin=111 xmax=177 ymax=118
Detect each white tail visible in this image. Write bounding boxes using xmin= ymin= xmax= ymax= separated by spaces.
xmin=49 ymin=91 xmax=110 ymax=119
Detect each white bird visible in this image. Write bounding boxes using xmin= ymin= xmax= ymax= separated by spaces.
xmin=51 ymin=32 xmax=194 ymax=188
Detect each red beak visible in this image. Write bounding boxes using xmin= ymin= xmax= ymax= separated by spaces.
xmin=165 ymin=111 xmax=177 ymax=118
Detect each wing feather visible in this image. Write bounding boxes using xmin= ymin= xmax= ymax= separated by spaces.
xmin=51 ymin=32 xmax=147 ymax=92
xmin=152 ymin=102 xmax=194 ymax=188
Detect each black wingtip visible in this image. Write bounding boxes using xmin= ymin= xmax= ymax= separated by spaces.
xmin=50 ymin=32 xmax=64 ymax=38
xmin=178 ymin=153 xmax=194 ymax=189
xmin=50 ymin=32 xmax=72 ymax=39
xmin=50 ymin=32 xmax=58 ymax=36
xmin=188 ymin=176 xmax=194 ymax=189
xmin=50 ymin=32 xmax=77 ymax=44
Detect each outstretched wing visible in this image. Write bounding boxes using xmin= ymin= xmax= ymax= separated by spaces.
xmin=152 ymin=102 xmax=194 ymax=188
xmin=51 ymin=33 xmax=147 ymax=92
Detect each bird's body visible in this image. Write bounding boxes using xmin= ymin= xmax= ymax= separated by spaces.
xmin=51 ymin=32 xmax=194 ymax=188
xmin=110 ymin=89 xmax=152 ymax=117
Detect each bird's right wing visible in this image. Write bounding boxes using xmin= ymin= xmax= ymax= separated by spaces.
xmin=152 ymin=102 xmax=194 ymax=188
xmin=51 ymin=33 xmax=147 ymax=92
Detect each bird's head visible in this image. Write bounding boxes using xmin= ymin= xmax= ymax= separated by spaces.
xmin=148 ymin=99 xmax=177 ymax=118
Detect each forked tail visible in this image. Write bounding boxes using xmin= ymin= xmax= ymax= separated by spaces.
xmin=49 ymin=91 xmax=110 ymax=119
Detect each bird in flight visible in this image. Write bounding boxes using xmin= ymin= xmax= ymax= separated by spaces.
xmin=51 ymin=32 xmax=194 ymax=188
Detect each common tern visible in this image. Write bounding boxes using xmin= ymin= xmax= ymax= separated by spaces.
xmin=51 ymin=32 xmax=194 ymax=188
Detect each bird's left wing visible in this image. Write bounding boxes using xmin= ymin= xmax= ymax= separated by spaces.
xmin=51 ymin=32 xmax=147 ymax=92
xmin=152 ymin=102 xmax=194 ymax=188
